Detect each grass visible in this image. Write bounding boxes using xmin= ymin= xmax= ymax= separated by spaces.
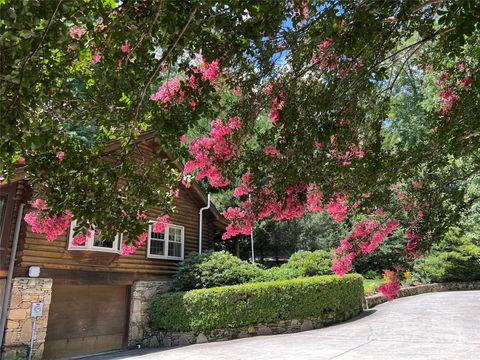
xmin=363 ymin=279 xmax=383 ymax=294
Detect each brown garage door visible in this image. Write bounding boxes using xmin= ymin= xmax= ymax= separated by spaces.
xmin=44 ymin=284 xmax=130 ymax=359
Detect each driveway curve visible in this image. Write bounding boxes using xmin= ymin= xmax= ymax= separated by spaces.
xmin=84 ymin=291 xmax=480 ymax=360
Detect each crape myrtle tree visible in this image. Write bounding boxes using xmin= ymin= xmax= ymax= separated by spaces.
xmin=1 ymin=0 xmax=479 ymax=298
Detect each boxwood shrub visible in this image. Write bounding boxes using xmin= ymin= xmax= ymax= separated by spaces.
xmin=169 ymin=251 xmax=265 ymax=291
xmin=150 ymin=274 xmax=364 ymax=332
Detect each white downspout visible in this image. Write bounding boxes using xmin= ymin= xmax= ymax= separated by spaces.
xmin=198 ymin=194 xmax=211 ymax=255
xmin=0 ymin=203 xmax=24 ymax=350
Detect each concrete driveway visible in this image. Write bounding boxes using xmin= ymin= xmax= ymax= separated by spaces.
xmin=82 ymin=291 xmax=480 ymax=360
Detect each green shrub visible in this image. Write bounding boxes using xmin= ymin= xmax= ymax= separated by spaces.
xmin=413 ymin=227 xmax=480 ymax=283
xmin=362 ymin=270 xmax=379 ymax=280
xmin=413 ymin=250 xmax=480 ymax=283
xmin=283 ymin=250 xmax=333 ymax=276
xmin=260 ymin=250 xmax=333 ymax=281
xmin=151 ymin=274 xmax=364 ymax=332
xmin=169 ymin=251 xmax=265 ymax=291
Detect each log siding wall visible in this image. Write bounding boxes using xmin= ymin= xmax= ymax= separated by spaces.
xmin=5 ymin=140 xmax=220 ymax=280
xmin=15 ymin=185 xmax=215 ymax=277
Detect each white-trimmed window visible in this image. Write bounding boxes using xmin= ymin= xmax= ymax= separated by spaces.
xmin=68 ymin=220 xmax=122 ymax=253
xmin=147 ymin=223 xmax=184 ymax=260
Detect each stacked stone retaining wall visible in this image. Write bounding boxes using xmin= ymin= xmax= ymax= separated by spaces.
xmin=364 ymin=281 xmax=480 ymax=308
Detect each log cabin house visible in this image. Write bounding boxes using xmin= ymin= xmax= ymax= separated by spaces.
xmin=0 ymin=132 xmax=227 ymax=359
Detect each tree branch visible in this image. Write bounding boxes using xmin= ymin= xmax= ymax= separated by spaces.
xmin=6 ymin=0 xmax=63 ymax=117
xmin=132 ymin=6 xmax=198 ymax=123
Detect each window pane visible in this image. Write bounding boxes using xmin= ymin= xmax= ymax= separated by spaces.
xmin=0 ymin=196 xmax=6 ymax=227
xmin=93 ymin=231 xmax=115 ymax=249
xmin=151 ymin=230 xmax=165 ymax=240
xmin=169 ymin=227 xmax=182 ymax=243
xmin=150 ymin=240 xmax=165 ymax=255
xmin=150 ymin=228 xmax=165 ymax=255
xmin=168 ymin=242 xmax=181 ymax=257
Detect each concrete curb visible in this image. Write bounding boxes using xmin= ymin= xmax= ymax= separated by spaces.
xmin=364 ymin=281 xmax=480 ymax=309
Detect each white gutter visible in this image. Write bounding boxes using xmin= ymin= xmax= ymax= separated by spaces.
xmin=198 ymin=194 xmax=211 ymax=255
xmin=0 ymin=203 xmax=24 ymax=349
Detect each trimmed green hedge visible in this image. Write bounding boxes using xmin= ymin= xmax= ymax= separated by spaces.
xmin=150 ymin=274 xmax=364 ymax=332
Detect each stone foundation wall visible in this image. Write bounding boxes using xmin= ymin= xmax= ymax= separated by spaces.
xmin=128 ymin=280 xmax=170 ymax=348
xmin=364 ymin=281 xmax=480 ymax=309
xmin=2 ymin=277 xmax=52 ymax=360
xmin=146 ymin=307 xmax=362 ymax=348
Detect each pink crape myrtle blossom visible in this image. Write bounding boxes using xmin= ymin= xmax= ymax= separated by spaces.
xmin=153 ymin=215 xmax=170 ymax=233
xmin=264 ymin=145 xmax=281 ymax=157
xmin=306 ymin=183 xmax=323 ymax=211
xmin=150 ymin=76 xmax=184 ymax=106
xmin=222 ymin=201 xmax=255 ymax=239
xmin=199 ymin=58 xmax=219 ymax=83
xmin=326 ymin=194 xmax=348 ymax=222
xmin=31 ymin=198 xmax=47 ymax=210
xmin=269 ymin=94 xmax=285 ymax=124
xmin=331 ymin=252 xmax=356 ymax=276
xmin=331 ymin=219 xmax=400 ymax=275
xmin=69 ymin=25 xmax=86 ymax=40
xmin=184 ymin=117 xmax=241 ymax=188
xmin=56 ymin=151 xmax=65 ymax=162
xmin=233 ymin=171 xmax=254 ymax=198
xmin=406 ymin=230 xmax=422 ymax=254
xmin=135 ymin=232 xmax=148 ymax=247
xmin=378 ymin=270 xmax=401 ymax=301
xmin=460 ymin=75 xmax=473 ymax=88
xmin=92 ymin=51 xmax=102 ymax=64
xmin=121 ymin=244 xmax=137 ymax=256
xmin=71 ymin=228 xmax=93 ymax=246
xmin=121 ymin=42 xmax=131 ymax=54
xmin=17 ymin=157 xmax=25 ymax=164
xmin=436 ymin=88 xmax=458 ymax=113
xmin=24 ymin=209 xmax=73 ymax=241
xmin=413 ymin=181 xmax=423 ymax=189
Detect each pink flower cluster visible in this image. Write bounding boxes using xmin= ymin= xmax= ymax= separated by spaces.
xmin=264 ymin=145 xmax=281 ymax=157
xmin=436 ymin=88 xmax=458 ymax=113
xmin=184 ymin=117 xmax=241 ymax=187
xmin=196 ymin=57 xmax=220 ymax=83
xmin=92 ymin=51 xmax=102 ymax=64
xmin=406 ymin=230 xmax=422 ymax=254
xmin=311 ymin=39 xmax=363 ymax=77
xmin=135 ymin=232 xmax=148 ymax=247
xmin=291 ymin=1 xmax=309 ymax=21
xmin=331 ymin=219 xmax=400 ymax=275
xmin=153 ymin=215 xmax=170 ymax=233
xmin=71 ymin=228 xmax=94 ymax=246
xmin=121 ymin=244 xmax=137 ymax=256
xmin=121 ymin=42 xmax=131 ymax=54
xmin=150 ymin=54 xmax=220 ymax=110
xmin=56 ymin=151 xmax=65 ymax=162
xmin=233 ymin=172 xmax=254 ymax=198
xmin=269 ymin=93 xmax=285 ymax=124
xmin=69 ymin=25 xmax=86 ymax=40
xmin=336 ymin=145 xmax=365 ymax=166
xmin=306 ymin=183 xmax=323 ymax=211
xmin=223 ymin=182 xmax=356 ymax=240
xmin=24 ymin=199 xmax=73 ymax=242
xmin=222 ymin=201 xmax=256 ymax=239
xmin=326 ymin=194 xmax=348 ymax=222
xmin=378 ymin=270 xmax=401 ymax=301
xmin=331 ymin=252 xmax=355 ymax=276
xmin=72 ymin=233 xmax=87 ymax=246
xmin=150 ymin=75 xmax=184 ymax=107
